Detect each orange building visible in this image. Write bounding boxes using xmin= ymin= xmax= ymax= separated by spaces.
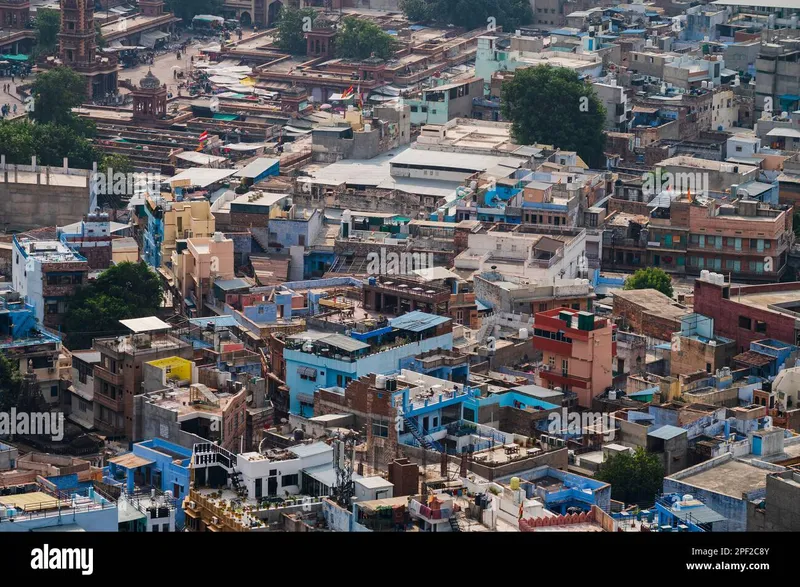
xmin=532 ymin=308 xmax=616 ymax=408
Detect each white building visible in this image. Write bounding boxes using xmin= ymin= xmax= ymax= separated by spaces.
xmin=455 ymin=225 xmax=589 ymax=281
xmin=11 ymin=237 xmax=89 ymax=327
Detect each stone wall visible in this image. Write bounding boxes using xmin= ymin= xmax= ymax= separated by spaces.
xmin=0 ymin=177 xmax=90 ymax=231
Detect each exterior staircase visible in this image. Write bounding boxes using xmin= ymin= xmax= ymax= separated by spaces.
xmin=403 ymin=417 xmax=444 ymax=452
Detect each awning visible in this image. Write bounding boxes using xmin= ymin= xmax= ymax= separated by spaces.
xmin=139 ymin=31 xmax=170 ymax=49
xmin=109 ymin=454 xmax=155 ymax=469
xmin=297 ymin=366 xmax=318 ymax=378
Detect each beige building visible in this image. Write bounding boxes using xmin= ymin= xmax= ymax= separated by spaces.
xmin=172 ymin=232 xmax=235 ymax=315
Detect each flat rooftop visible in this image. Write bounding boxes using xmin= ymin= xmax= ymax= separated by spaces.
xmin=737 ymin=288 xmax=800 ymax=315
xmin=670 ymin=459 xmax=768 ymax=499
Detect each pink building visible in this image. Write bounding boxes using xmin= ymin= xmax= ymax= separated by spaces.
xmin=532 ymin=308 xmax=616 ymax=408
xmin=172 ymin=232 xmax=234 ymax=316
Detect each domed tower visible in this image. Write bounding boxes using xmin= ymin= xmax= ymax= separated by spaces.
xmin=306 ymin=15 xmax=336 ymax=59
xmin=132 ymin=69 xmax=167 ymax=123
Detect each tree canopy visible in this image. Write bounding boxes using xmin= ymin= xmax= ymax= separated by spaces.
xmin=623 ymin=267 xmax=674 ymax=298
xmin=35 ymin=8 xmax=61 ymax=54
xmin=501 ymin=65 xmax=607 ymax=168
xmin=596 ymin=447 xmax=665 ymax=505
xmin=400 ymin=0 xmax=533 ymax=32
xmin=0 ymin=120 xmax=100 ymax=169
xmin=275 ymin=6 xmax=318 ymax=55
xmin=165 ymin=0 xmax=224 ymax=22
xmin=0 ymin=353 xmax=22 ymax=412
xmin=336 ymin=17 xmax=397 ymax=61
xmin=30 ymin=67 xmax=89 ymax=127
xmin=64 ymin=262 xmax=164 ymax=350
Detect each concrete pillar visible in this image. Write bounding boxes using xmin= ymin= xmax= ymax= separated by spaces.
xmin=127 ymin=469 xmax=135 ymax=493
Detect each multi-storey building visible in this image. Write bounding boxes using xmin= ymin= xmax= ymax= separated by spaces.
xmin=91 ymin=317 xmax=192 ymax=439
xmin=141 ymin=197 xmax=216 ymax=270
xmin=603 ymin=195 xmax=792 ymax=282
xmin=532 ymin=308 xmax=616 ymax=408
xmin=11 ymin=235 xmax=89 ymax=329
xmin=0 ymin=287 xmax=69 ymax=404
xmin=171 ymin=233 xmax=235 ymax=318
xmin=284 ymin=311 xmax=454 ymax=417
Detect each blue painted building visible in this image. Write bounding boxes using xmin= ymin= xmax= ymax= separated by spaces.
xmin=285 ymin=311 xmax=454 ymax=416
xmin=107 ymin=438 xmax=192 ymax=528
xmin=0 ymin=480 xmax=118 ymax=532
xmin=510 ymin=466 xmax=612 ymax=514
xmin=652 ymin=493 xmax=730 ymax=531
xmin=234 ymin=157 xmax=280 ymax=187
xmin=141 ymin=197 xmax=165 ymax=268
xmin=734 ymin=339 xmax=799 ymax=379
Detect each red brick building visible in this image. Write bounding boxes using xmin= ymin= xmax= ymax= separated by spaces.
xmin=693 ymin=275 xmax=800 ymax=353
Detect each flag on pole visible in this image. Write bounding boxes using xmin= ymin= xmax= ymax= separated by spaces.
xmin=197 ymin=130 xmax=209 ymax=151
xmin=341 ymin=86 xmax=354 ymax=99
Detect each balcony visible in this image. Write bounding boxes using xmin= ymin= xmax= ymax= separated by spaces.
xmin=533 ymin=335 xmax=572 ymax=357
xmin=539 ymin=369 xmax=590 ymax=390
xmin=94 ymin=390 xmax=124 ymax=412
xmin=94 ymin=364 xmax=124 ymax=386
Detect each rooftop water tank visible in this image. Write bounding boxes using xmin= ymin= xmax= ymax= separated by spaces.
xmin=375 ymin=374 xmax=387 ymax=389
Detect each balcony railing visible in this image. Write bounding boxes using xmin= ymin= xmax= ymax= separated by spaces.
xmin=94 ymin=390 xmax=124 ymax=412
xmin=94 ymin=365 xmax=123 ymax=386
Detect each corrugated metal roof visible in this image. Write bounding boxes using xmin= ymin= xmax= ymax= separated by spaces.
xmin=119 ymin=316 xmax=171 ymax=333
xmin=288 ymin=442 xmax=333 ymax=459
xmin=648 ymin=425 xmax=686 ymax=440
xmin=390 ymin=149 xmax=525 ymax=172
xmin=320 ymin=333 xmax=371 ymax=353
xmin=389 ymin=311 xmax=449 ymax=332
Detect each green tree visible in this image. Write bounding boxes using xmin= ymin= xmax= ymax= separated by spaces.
xmin=99 ymin=154 xmax=136 ymax=208
xmin=64 ymin=262 xmax=164 ymax=350
xmin=0 ymin=353 xmax=22 ymax=412
xmin=166 ymin=0 xmax=224 ymax=22
xmin=0 ymin=120 xmax=99 ymax=169
xmin=35 ymin=8 xmax=61 ymax=53
xmin=336 ymin=16 xmax=397 ymax=61
xmin=407 ymin=0 xmax=533 ymax=32
xmin=623 ymin=267 xmax=674 ymax=298
xmin=399 ymin=0 xmax=430 ymax=22
xmin=96 ymin=21 xmax=107 ymax=50
xmin=596 ymin=447 xmax=665 ymax=505
xmin=501 ymin=65 xmax=607 ymax=167
xmin=276 ymin=6 xmax=317 ymax=55
xmin=30 ymin=67 xmax=88 ymax=127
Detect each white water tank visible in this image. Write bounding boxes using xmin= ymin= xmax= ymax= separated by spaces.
xmin=375 ymin=374 xmax=387 ymax=389
xmin=609 ymin=390 xmax=617 ymax=400
xmin=700 ymin=270 xmax=710 ymax=281
xmin=683 ymin=494 xmax=693 ymax=502
xmin=518 ymin=328 xmax=529 ymax=340
xmin=364 ymin=123 xmax=371 ymax=132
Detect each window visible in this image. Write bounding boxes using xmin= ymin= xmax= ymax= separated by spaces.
xmin=755 ymin=321 xmax=767 ymax=334
xmin=337 ymin=374 xmax=343 ymax=386
xmin=152 ymin=524 xmax=159 ymax=532
xmin=78 ymin=400 xmax=88 ymax=412
xmin=738 ymin=316 xmax=752 ymax=330
xmin=371 ymin=418 xmax=389 ymax=438
xmin=706 ymin=363 xmax=712 ymax=372
xmin=269 ymin=469 xmax=277 ymax=476
xmin=282 ymin=474 xmax=299 ymax=487
xmin=539 ymin=303 xmax=547 ymax=312
xmin=50 ymin=386 xmax=58 ymax=397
